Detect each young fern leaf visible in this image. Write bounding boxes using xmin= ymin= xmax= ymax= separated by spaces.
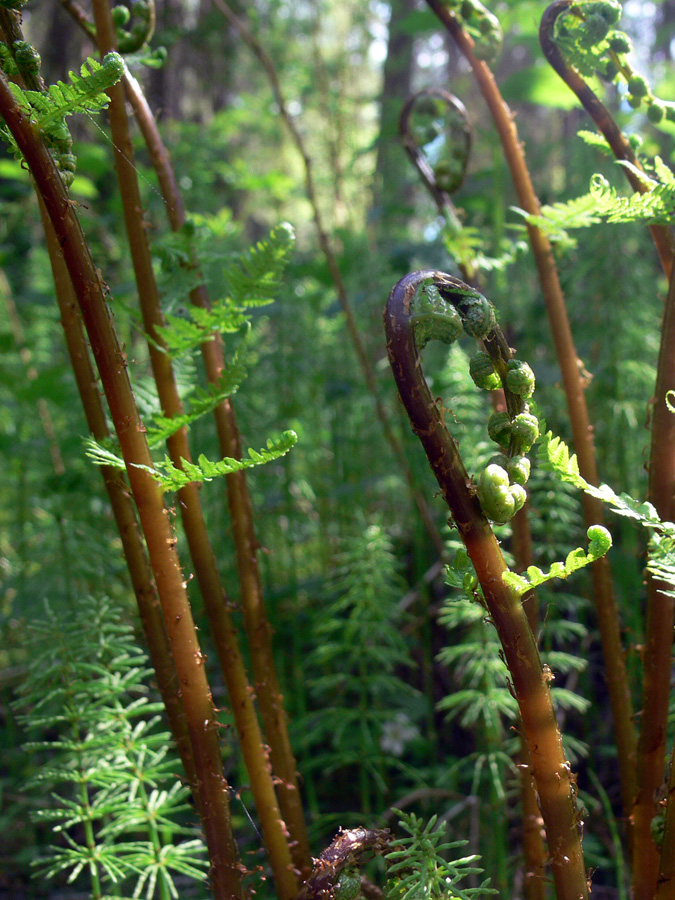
xmin=502 ymin=525 xmax=612 ymax=596
xmin=155 ymin=302 xmax=249 ymax=359
xmin=145 ymin=343 xmax=250 ymax=446
xmin=146 ymin=431 xmax=297 ymax=490
xmin=538 ymin=430 xmax=669 ymax=531
xmin=524 ymin=160 xmax=675 ymax=241
xmin=155 ymin=223 xmax=295 ymax=358
xmin=1 ymin=53 xmax=124 ymax=155
xmin=85 ymin=431 xmax=297 ymax=489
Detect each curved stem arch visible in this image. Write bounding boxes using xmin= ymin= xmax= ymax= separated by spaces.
xmin=384 ymin=270 xmax=588 ymax=900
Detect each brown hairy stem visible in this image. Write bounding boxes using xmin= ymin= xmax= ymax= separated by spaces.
xmin=425 ymin=0 xmax=637 ymax=824
xmin=214 ymin=0 xmax=445 ymax=557
xmin=634 ymin=264 xmax=675 ymax=900
xmin=539 ymin=5 xmax=675 ymax=889
xmin=539 ymin=0 xmax=674 ymax=280
xmin=0 ymin=5 xmax=199 ymax=813
xmin=119 ymin=63 xmax=312 ymax=878
xmin=385 ymin=270 xmax=588 ymax=900
xmin=87 ymin=2 xmax=299 ymax=893
xmin=41 ymin=206 xmax=199 ymax=797
xmin=0 ymin=70 xmax=243 ymax=900
xmin=298 ymin=828 xmax=392 ymax=900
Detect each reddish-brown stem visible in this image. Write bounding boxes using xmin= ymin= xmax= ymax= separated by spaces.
xmin=0 ymin=70 xmax=243 ymax=900
xmin=0 ymin=5 xmax=199 ymax=815
xmin=87 ymin=3 xmax=299 ymax=893
xmin=40 ymin=204 xmax=199 ymax=796
xmin=539 ymin=5 xmax=675 ymax=889
xmin=633 ymin=263 xmax=675 ymax=900
xmin=539 ymin=0 xmax=674 ymax=280
xmin=385 ymin=270 xmax=588 ymax=900
xmin=657 ymin=725 xmax=675 ymax=898
xmin=120 ymin=64 xmax=312 ymax=878
xmin=214 ymin=0 xmax=445 ymax=557
xmin=425 ymin=0 xmax=637 ymax=823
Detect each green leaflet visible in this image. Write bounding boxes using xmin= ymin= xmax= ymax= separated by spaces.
xmin=502 ymin=525 xmax=612 ymax=596
xmin=522 ymin=157 xmax=675 ymax=243
xmin=1 ymin=53 xmax=124 ymax=156
xmin=85 ymin=430 xmax=297 ymax=491
xmin=145 ymin=343 xmax=251 ymax=446
xmin=155 ymin=222 xmax=295 ymax=358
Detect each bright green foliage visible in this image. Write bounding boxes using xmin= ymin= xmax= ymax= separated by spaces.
xmin=1 ymin=53 xmax=124 ymax=157
xmin=384 ymin=810 xmax=493 ymax=900
xmin=502 ymin=524 xmax=612 ymax=596
xmin=145 ymin=343 xmax=251 ymax=446
xmin=14 ymin=597 xmax=208 ymax=899
xmin=527 ymin=159 xmax=675 ymax=241
xmin=85 ymin=430 xmax=297 ymax=490
xmin=155 ymin=222 xmax=296 ymax=358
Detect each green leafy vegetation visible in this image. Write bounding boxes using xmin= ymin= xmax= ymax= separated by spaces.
xmin=2 ymin=1 xmax=675 ymax=899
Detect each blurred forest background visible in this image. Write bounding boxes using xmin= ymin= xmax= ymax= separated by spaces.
xmin=2 ymin=0 xmax=675 ymax=897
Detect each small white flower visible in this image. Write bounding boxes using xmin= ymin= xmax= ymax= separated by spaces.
xmin=380 ymin=713 xmax=419 ymax=756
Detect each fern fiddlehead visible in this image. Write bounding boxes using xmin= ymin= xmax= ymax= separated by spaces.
xmin=385 ymin=270 xmax=592 ymax=900
xmin=399 ymin=88 xmax=471 ymax=216
xmin=539 ymin=0 xmax=675 ymax=277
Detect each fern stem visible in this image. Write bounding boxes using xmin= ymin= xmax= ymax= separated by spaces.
xmin=214 ymin=0 xmax=446 ymax=558
xmin=87 ymin=5 xmax=300 ymax=894
xmin=0 ymin=71 xmax=244 ymax=900
xmin=425 ymin=0 xmax=637 ymax=825
xmin=385 ymin=270 xmax=588 ymax=900
xmin=511 ymin=508 xmax=548 ymax=900
xmin=539 ymin=0 xmax=675 ymax=280
xmin=39 ymin=202 xmax=200 ymax=797
xmin=119 ymin=43 xmax=320 ymax=881
xmin=633 ymin=264 xmax=675 ymax=900
xmin=0 ymin=9 xmax=201 ymax=807
xmin=539 ymin=4 xmax=675 ymax=887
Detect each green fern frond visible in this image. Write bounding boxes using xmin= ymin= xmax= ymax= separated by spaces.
xmin=502 ymin=525 xmax=612 ymax=596
xmin=145 ymin=344 xmax=250 ymax=446
xmin=576 ymin=129 xmax=613 ymax=156
xmin=2 ymin=53 xmax=124 ymax=156
xmin=525 ymin=162 xmax=675 ymax=240
xmin=155 ymin=223 xmax=295 ymax=358
xmin=139 ymin=430 xmax=297 ymax=490
xmin=537 ymin=430 xmax=667 ymax=531
xmin=85 ymin=429 xmax=297 ymax=488
xmin=222 ymin=221 xmax=295 ymax=306
xmin=155 ymin=303 xmax=249 ymax=358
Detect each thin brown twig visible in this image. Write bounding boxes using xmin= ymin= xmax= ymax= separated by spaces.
xmin=214 ymin=0 xmax=446 ymax=557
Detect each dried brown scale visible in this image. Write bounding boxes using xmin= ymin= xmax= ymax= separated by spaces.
xmin=298 ymin=828 xmax=392 ymax=900
xmin=385 ymin=270 xmax=588 ymax=900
